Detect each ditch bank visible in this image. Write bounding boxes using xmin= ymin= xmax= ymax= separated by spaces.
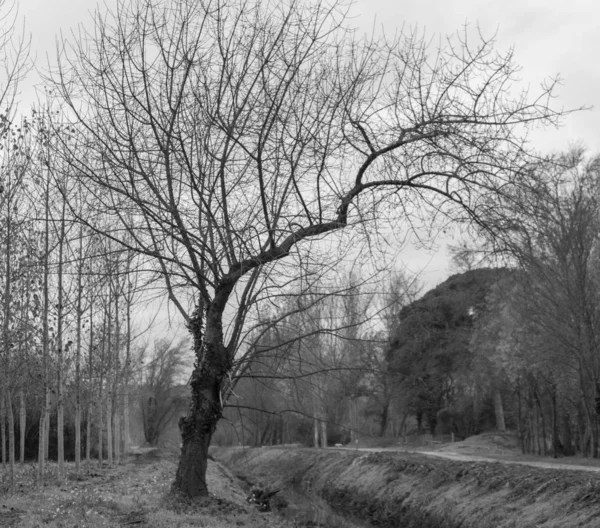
xmin=212 ymin=446 xmax=600 ymax=527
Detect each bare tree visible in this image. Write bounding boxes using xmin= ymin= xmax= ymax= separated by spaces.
xmin=51 ymin=0 xmax=567 ymax=496
xmin=0 ymin=0 xmax=30 ymax=487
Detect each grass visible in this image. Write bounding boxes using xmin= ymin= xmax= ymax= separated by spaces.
xmin=8 ymin=441 xmax=600 ymax=527
xmin=214 ymin=446 xmax=600 ymax=528
xmin=0 ymin=449 xmax=298 ymax=528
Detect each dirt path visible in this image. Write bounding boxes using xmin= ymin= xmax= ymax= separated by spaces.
xmin=338 ymin=446 xmax=600 ymax=473
xmin=418 ymin=449 xmax=600 ymax=472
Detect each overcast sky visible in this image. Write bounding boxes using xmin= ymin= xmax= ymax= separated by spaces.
xmin=15 ymin=0 xmax=599 ymax=289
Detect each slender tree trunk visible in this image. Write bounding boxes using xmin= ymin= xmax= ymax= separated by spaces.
xmin=19 ymin=389 xmax=25 ymax=464
xmin=349 ymin=399 xmax=358 ymax=443
xmin=398 ymin=412 xmax=409 ymax=441
xmin=98 ymin=304 xmax=107 ymax=465
xmin=173 ymin=303 xmax=230 ymax=497
xmin=98 ymin=396 xmax=103 ymax=464
xmin=106 ymin=285 xmax=113 ymax=465
xmin=7 ymin=391 xmax=15 ymax=488
xmin=562 ymin=410 xmax=574 ymax=456
xmin=123 ymin=285 xmax=132 ymax=457
xmin=107 ymin=396 xmax=113 ymax=464
xmin=86 ymin=402 xmax=92 ymax=464
xmin=39 ymin=172 xmax=51 ymax=482
xmin=534 ymin=388 xmax=547 ymax=456
xmin=123 ymin=391 xmax=129 ymax=455
xmin=19 ymin=252 xmax=31 ymax=467
xmin=2 ymin=178 xmax=11 ymax=475
xmin=56 ymin=198 xmax=66 ymax=477
xmin=75 ymin=227 xmax=83 ymax=473
xmin=44 ymin=406 xmax=49 ymax=461
xmin=320 ymin=418 xmax=327 ymax=448
xmin=39 ymin=394 xmax=50 ymax=474
xmin=591 ymin=414 xmax=599 ymax=458
xmin=38 ymin=395 xmax=45 ymax=481
xmin=57 ymin=353 xmax=64 ymax=473
xmin=1 ymin=393 xmax=5 ymax=469
xmin=114 ymin=288 xmax=120 ymax=464
xmin=87 ymin=301 xmax=94 ymax=465
xmin=379 ymin=401 xmax=390 ymax=437
xmin=493 ymin=386 xmax=506 ymax=432
xmin=551 ymin=387 xmax=559 ymax=458
xmin=114 ymin=411 xmax=120 ymax=464
xmin=517 ymin=383 xmax=525 ymax=453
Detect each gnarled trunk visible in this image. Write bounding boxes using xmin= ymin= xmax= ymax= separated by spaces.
xmin=173 ymin=302 xmax=230 ymax=497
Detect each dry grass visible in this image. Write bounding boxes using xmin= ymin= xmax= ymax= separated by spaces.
xmin=214 ymin=446 xmax=600 ymax=527
xmin=0 ymin=449 xmax=298 ymax=528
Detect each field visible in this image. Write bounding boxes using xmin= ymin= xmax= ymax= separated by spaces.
xmin=0 ymin=448 xmax=296 ymax=528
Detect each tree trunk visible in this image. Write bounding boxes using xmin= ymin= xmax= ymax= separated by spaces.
xmin=98 ymin=397 xmax=103 ymax=464
xmin=7 ymin=391 xmax=15 ymax=488
xmin=98 ymin=305 xmax=106 ymax=465
xmin=75 ymin=404 xmax=81 ymax=471
xmin=533 ymin=388 xmax=547 ymax=456
xmin=379 ymin=401 xmax=390 ymax=437
xmin=38 ymin=388 xmax=50 ymax=482
xmin=107 ymin=395 xmax=113 ymax=464
xmin=551 ymin=387 xmax=560 ymax=458
xmin=87 ymin=301 xmax=94 ymax=465
xmin=37 ymin=402 xmax=44 ymax=479
xmin=44 ymin=406 xmax=49 ymax=461
xmin=114 ymin=410 xmax=120 ymax=464
xmin=106 ymin=285 xmax=113 ymax=465
xmin=123 ymin=286 xmax=132 ymax=457
xmin=517 ymin=383 xmax=526 ymax=453
xmin=493 ymin=386 xmax=506 ymax=432
xmin=86 ymin=402 xmax=92 ymax=464
xmin=320 ymin=418 xmax=327 ymax=448
xmin=1 ymin=392 xmax=5 ymax=469
xmin=2 ymin=175 xmax=11 ymax=475
xmin=19 ymin=389 xmax=25 ymax=464
xmin=75 ymin=227 xmax=83 ymax=474
xmin=349 ymin=399 xmax=358 ymax=443
xmin=562 ymin=410 xmax=574 ymax=456
xmin=123 ymin=392 xmax=130 ymax=457
xmin=173 ymin=304 xmax=229 ymax=497
xmin=114 ymin=288 xmax=120 ymax=464
xmin=56 ymin=196 xmax=66 ymax=478
xmin=38 ymin=175 xmax=51 ymax=482
xmin=57 ymin=385 xmax=64 ymax=474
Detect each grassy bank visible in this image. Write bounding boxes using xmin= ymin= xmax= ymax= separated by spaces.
xmin=213 ymin=446 xmax=600 ymax=527
xmin=0 ymin=448 xmax=296 ymax=528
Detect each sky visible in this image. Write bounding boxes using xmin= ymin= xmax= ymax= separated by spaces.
xmin=13 ymin=0 xmax=600 ymax=292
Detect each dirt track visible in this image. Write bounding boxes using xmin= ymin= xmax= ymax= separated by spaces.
xmin=341 ymin=446 xmax=600 ymax=473
xmin=420 ymin=449 xmax=600 ymax=472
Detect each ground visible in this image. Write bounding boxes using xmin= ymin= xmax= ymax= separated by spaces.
xmin=5 ymin=433 xmax=600 ymax=527
xmin=215 ymin=440 xmax=600 ymax=528
xmin=353 ymin=431 xmax=600 ymax=473
xmin=0 ymin=447 xmax=297 ymax=528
